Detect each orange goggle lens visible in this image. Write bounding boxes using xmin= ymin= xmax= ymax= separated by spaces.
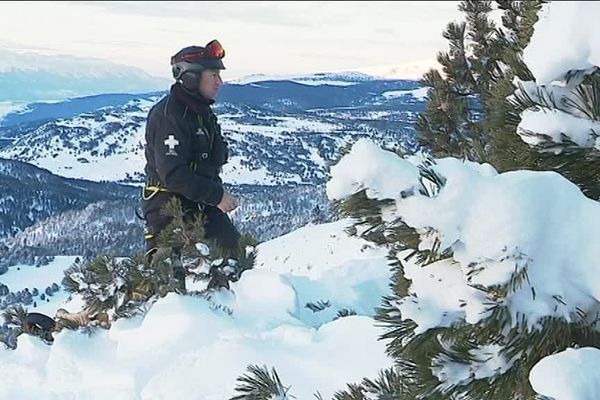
xmin=205 ymin=40 xmax=225 ymax=58
xmin=179 ymin=40 xmax=225 ymax=62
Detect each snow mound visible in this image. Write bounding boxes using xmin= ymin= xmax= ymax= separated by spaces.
xmin=0 ymin=220 xmax=394 ymax=399
xmin=530 ymin=347 xmax=600 ymax=400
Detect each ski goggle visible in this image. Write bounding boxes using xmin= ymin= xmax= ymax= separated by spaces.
xmin=180 ymin=40 xmax=225 ymax=62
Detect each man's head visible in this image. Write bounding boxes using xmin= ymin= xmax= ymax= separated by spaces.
xmin=171 ymin=39 xmax=225 ymax=99
xmin=197 ymin=69 xmax=223 ymax=100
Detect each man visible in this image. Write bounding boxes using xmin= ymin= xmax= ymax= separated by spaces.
xmin=142 ymin=39 xmax=240 ymax=282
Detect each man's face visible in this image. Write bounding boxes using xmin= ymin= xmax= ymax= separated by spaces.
xmin=198 ymin=69 xmax=223 ymax=100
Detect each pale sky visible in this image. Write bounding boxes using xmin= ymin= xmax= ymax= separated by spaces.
xmin=0 ymin=1 xmax=462 ymax=80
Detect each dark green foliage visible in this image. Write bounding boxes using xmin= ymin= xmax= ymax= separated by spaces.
xmin=416 ymin=0 xmax=510 ymax=162
xmin=61 ymin=253 xmax=180 ymax=319
xmin=494 ymin=71 xmax=600 ymax=199
xmin=418 ymin=0 xmax=600 ymax=200
xmin=333 ymin=366 xmax=418 ymax=400
xmin=62 ymin=197 xmax=257 ymax=320
xmin=335 ymin=308 xmax=357 ymax=319
xmin=3 ymin=304 xmax=28 ymax=329
xmin=305 ymin=300 xmax=331 ymax=312
xmin=230 ymin=364 xmax=292 ymax=400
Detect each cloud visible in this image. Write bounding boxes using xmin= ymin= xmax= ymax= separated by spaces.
xmin=0 ymin=38 xmax=58 ymax=53
xmin=78 ymin=1 xmax=320 ymax=27
xmin=0 ymin=1 xmax=462 ymax=78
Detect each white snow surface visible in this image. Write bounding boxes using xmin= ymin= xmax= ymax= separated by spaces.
xmin=517 ymin=108 xmax=600 ymax=151
xmin=0 ymin=256 xmax=82 ymax=316
xmin=382 ymin=87 xmax=429 ymax=101
xmin=226 ymin=71 xmax=375 ymax=86
xmin=523 ymin=2 xmax=600 ymax=85
xmin=517 ymin=1 xmax=600 ymax=151
xmin=0 ymin=219 xmax=394 ymax=399
xmin=0 ymin=101 xmax=28 ymax=121
xmin=530 ymin=347 xmax=600 ymax=400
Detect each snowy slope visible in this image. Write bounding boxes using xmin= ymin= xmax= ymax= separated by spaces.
xmin=0 ymin=219 xmax=394 ymax=399
xmin=0 ymin=97 xmax=158 ymax=183
xmin=0 ymin=256 xmax=81 ymax=316
xmin=382 ymin=86 xmax=429 ymax=101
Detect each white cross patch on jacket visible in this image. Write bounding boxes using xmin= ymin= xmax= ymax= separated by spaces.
xmin=164 ymin=135 xmax=179 ymax=156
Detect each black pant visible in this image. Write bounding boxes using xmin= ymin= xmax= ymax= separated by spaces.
xmin=144 ymin=193 xmax=240 ymax=259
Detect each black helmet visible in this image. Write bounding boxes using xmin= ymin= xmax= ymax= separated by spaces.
xmin=171 ymin=40 xmax=226 ymax=90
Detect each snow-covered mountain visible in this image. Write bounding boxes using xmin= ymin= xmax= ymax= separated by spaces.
xmin=0 ymin=76 xmax=426 ymax=186
xmin=0 ymin=49 xmax=170 ymax=102
xmin=354 ymin=59 xmax=439 ymax=80
xmin=0 ymin=219 xmax=394 ymax=399
xmin=226 ymin=71 xmax=377 ymax=86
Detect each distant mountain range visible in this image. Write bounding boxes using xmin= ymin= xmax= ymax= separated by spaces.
xmin=0 ymin=73 xmax=426 ymax=186
xmin=0 ymin=49 xmax=170 ymax=102
xmin=0 ymin=71 xmax=428 ymax=261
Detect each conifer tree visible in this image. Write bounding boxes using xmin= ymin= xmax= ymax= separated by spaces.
xmin=230 ymin=364 xmax=292 ymax=400
xmin=418 ymin=0 xmax=600 ymax=199
xmin=62 ymin=197 xmax=257 ymax=323
xmin=332 ymin=155 xmax=600 ymax=399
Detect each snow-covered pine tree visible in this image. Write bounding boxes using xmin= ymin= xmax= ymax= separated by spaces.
xmin=417 ymin=1 xmax=544 ymax=163
xmin=327 ymin=137 xmax=600 ymax=399
xmin=418 ymin=0 xmax=600 ymax=200
xmin=0 ymin=304 xmax=27 ymax=349
xmin=500 ymin=24 xmax=600 ymax=199
xmin=62 ymin=196 xmax=257 ymax=324
xmin=418 ymin=0 xmax=509 ymax=162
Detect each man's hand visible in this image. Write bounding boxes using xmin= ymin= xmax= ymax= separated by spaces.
xmin=217 ymin=191 xmax=239 ymax=213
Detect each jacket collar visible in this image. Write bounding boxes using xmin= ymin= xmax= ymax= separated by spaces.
xmin=170 ymin=83 xmax=214 ymax=115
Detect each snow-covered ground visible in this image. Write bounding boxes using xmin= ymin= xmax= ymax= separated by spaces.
xmin=530 ymin=347 xmax=600 ymax=400
xmin=0 ymin=98 xmax=155 ymax=183
xmin=382 ymin=87 xmax=429 ymax=101
xmin=0 ymin=219 xmax=394 ymax=399
xmin=0 ymin=256 xmax=79 ymax=316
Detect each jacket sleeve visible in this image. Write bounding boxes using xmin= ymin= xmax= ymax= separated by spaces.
xmin=148 ymin=111 xmax=224 ymax=206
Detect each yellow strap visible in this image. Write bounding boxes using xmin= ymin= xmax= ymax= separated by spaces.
xmin=144 ymin=233 xmax=154 ymax=240
xmin=142 ymin=185 xmax=168 ymax=201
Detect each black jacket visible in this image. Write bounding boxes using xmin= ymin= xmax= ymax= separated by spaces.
xmin=143 ymin=84 xmax=228 ymax=209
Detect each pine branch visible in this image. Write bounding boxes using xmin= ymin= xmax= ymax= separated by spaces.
xmin=230 ymin=364 xmax=293 ymax=400
xmin=335 ymin=308 xmax=357 ymax=320
xmin=305 ymin=300 xmax=332 ymax=313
